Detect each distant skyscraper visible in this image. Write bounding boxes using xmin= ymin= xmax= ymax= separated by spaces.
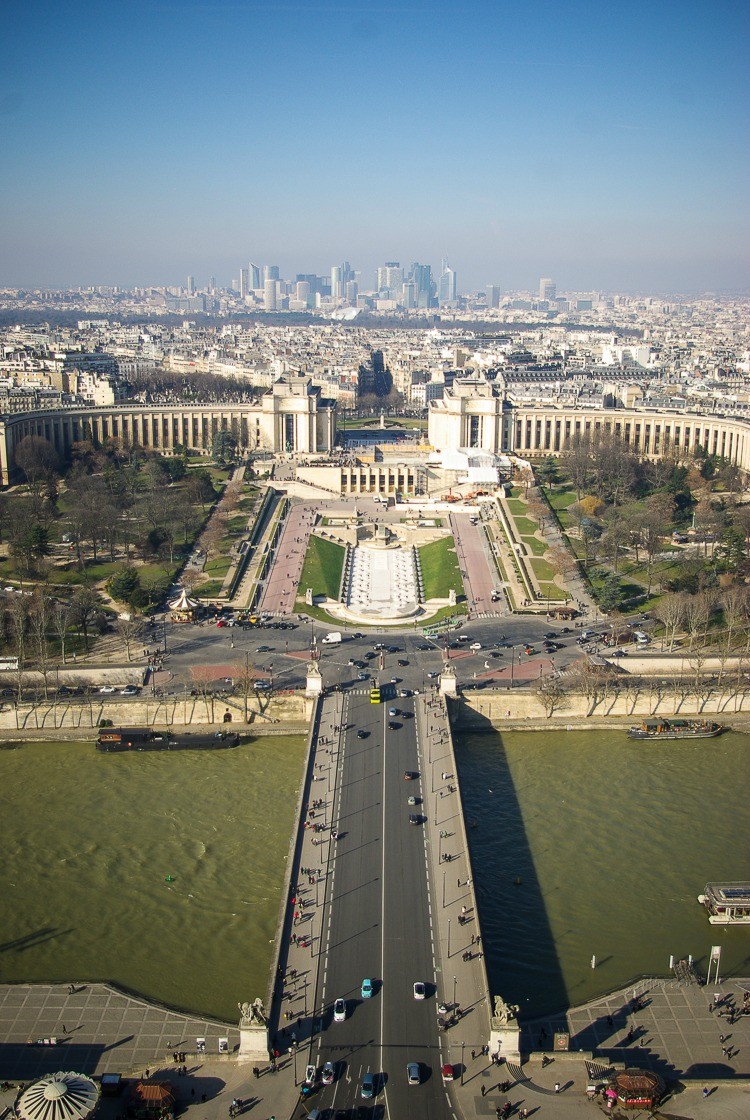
xmin=438 ymin=258 xmax=457 ymax=304
xmin=263 ymin=265 xmax=280 ymax=284
xmin=485 ymin=284 xmax=499 ymax=308
xmin=239 ymin=268 xmax=250 ymax=298
xmin=409 ymin=262 xmax=433 ymax=308
xmin=296 ymin=281 xmax=311 ymax=303
xmin=377 ymin=262 xmax=403 ymax=295
xmin=331 ymin=265 xmax=343 ymax=299
xmin=186 ymin=275 xmax=195 ymax=295
xmin=264 ymin=278 xmax=277 ymax=311
xmin=539 ymin=277 xmax=556 ymax=301
xmin=209 ymin=276 xmax=216 ymax=292
xmin=250 ymin=263 xmax=261 ymax=289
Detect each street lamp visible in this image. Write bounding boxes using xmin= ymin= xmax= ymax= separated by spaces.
xmin=510 ymin=646 xmax=515 ymax=689
xmin=461 ymin=1039 xmax=465 ymax=1085
xmin=453 ymin=974 xmax=457 ymax=1010
xmin=289 ymin=1044 xmax=297 ymax=1085
xmin=448 ymin=918 xmax=451 ymax=959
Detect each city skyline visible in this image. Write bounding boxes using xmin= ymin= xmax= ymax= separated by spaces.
xmin=2 ymin=0 xmax=748 ymax=293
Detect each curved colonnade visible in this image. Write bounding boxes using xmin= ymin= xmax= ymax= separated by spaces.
xmin=0 ymin=400 xmax=749 ymax=487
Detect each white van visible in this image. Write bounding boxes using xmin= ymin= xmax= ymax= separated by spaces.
xmin=321 ymin=632 xmax=342 ymax=644
xmin=633 ymin=631 xmax=650 ymax=644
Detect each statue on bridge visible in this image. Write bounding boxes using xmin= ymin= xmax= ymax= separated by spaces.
xmin=493 ymin=995 xmax=520 ymax=1025
xmin=238 ymin=999 xmax=267 ymax=1027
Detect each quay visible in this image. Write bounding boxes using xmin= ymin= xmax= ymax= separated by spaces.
xmin=1 ymin=973 xmax=749 ymax=1119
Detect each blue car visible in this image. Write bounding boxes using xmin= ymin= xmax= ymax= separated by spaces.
xmin=361 ymin=1072 xmax=375 ymax=1098
xmin=361 ymin=977 xmax=374 ymax=999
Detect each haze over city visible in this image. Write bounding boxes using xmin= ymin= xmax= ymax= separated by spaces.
xmin=2 ymin=0 xmax=748 ymax=294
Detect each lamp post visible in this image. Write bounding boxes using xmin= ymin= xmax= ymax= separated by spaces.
xmin=510 ymin=646 xmax=515 ymax=689
xmin=453 ymin=974 xmax=457 ymax=1010
xmin=448 ymin=918 xmax=451 ymax=959
xmin=460 ymin=1039 xmax=465 ymax=1085
xmin=289 ymin=1044 xmax=297 ymax=1085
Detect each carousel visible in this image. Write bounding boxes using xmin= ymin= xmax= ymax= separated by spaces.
xmin=18 ymin=1071 xmax=99 ymax=1120
xmin=167 ymin=588 xmax=199 ymax=623
xmin=609 ymin=1068 xmax=666 ymax=1109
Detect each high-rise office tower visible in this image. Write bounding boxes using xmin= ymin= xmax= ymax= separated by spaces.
xmin=485 ymin=284 xmax=499 ymax=308
xmin=409 ymin=262 xmax=434 ymax=308
xmin=377 ymin=262 xmax=403 ymax=294
xmin=239 ymin=268 xmax=250 ymax=298
xmin=296 ymin=281 xmax=311 ymax=303
xmin=263 ymin=265 xmax=280 ymax=284
xmin=331 ymin=265 xmax=343 ymax=300
xmin=186 ymin=275 xmax=195 ymax=295
xmin=264 ymin=279 xmax=277 ymax=311
xmin=439 ymin=258 xmax=457 ymax=304
xmin=539 ymin=277 xmax=556 ymax=302
xmin=209 ymin=276 xmax=216 ymax=292
xmin=345 ymin=280 xmax=358 ymax=302
xmin=250 ymin=263 xmax=261 ymax=289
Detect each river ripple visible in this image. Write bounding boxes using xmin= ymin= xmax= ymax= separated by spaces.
xmin=458 ymin=728 xmax=750 ymax=1017
xmin=0 ymin=736 xmax=305 ymax=1021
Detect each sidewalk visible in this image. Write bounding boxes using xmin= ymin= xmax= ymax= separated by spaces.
xmin=416 ymin=692 xmax=494 ymax=1092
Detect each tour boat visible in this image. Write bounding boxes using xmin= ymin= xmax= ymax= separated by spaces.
xmin=97 ymin=727 xmax=241 ymax=751
xmin=627 ymin=718 xmax=723 ymax=740
xmin=698 ymin=883 xmax=750 ymax=924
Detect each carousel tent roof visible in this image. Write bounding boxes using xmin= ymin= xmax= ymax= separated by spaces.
xmin=18 ymin=1072 xmax=99 ymax=1120
xmin=167 ymin=588 xmax=199 ymax=612
xmin=613 ymin=1068 xmax=665 ymax=1099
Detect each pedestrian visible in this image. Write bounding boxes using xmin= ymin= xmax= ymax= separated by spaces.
xmin=480 ymin=1085 xmax=485 ymax=1096
xmin=703 ymin=1087 xmax=709 ymax=1099
xmin=471 ymin=1049 xmax=476 ymax=1060
xmin=253 ymin=1067 xmax=259 ymax=1079
xmin=555 ymin=1081 xmax=561 ymax=1093
xmin=62 ymin=1025 xmax=67 ymax=1034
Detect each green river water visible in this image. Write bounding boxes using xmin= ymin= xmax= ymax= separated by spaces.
xmin=0 ymin=728 xmax=748 ymax=1022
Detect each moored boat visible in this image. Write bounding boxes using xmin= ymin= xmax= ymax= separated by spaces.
xmin=97 ymin=727 xmax=241 ymax=751
xmin=627 ymin=718 xmax=723 ymax=740
xmin=698 ymin=882 xmax=750 ymax=924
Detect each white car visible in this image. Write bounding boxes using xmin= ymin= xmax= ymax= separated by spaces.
xmin=120 ymin=685 xmax=139 ymax=696
xmin=321 ymin=1061 xmax=335 ymax=1085
xmin=333 ymin=997 xmax=346 ymax=1022
xmin=413 ymin=981 xmax=426 ymax=1000
xmin=470 ymin=642 xmax=482 ymax=651
xmin=98 ymin=685 xmax=116 ymax=694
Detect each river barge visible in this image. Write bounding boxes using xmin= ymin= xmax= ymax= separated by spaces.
xmin=627 ymin=718 xmax=723 ymax=740
xmin=97 ymin=727 xmax=241 ymax=752
xmin=698 ymin=882 xmax=750 ymax=924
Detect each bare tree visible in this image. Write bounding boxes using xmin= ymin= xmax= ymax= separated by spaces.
xmin=653 ymin=592 xmax=686 ymax=651
xmin=534 ymin=675 xmax=569 ymax=717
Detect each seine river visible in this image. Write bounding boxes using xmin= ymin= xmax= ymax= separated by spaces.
xmin=0 ymin=729 xmax=748 ymax=1022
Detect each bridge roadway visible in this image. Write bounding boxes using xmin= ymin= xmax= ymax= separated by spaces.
xmin=277 ymin=674 xmax=491 ymax=1119
xmin=312 ymin=686 xmax=449 ymax=1116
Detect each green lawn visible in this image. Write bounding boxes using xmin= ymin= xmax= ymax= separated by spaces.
xmin=506 ymin=498 xmax=528 ymax=516
xmin=418 ymin=538 xmax=464 ymax=600
xmin=529 ymin=556 xmax=557 ymax=581
xmin=510 ymin=516 xmax=539 ymax=537
xmin=297 ymin=535 xmax=345 ymax=600
xmin=522 ymin=535 xmax=548 ymax=557
xmin=537 ymin=582 xmax=568 ymax=601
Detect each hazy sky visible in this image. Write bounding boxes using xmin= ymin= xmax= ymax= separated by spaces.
xmin=2 ymin=0 xmax=748 ymax=293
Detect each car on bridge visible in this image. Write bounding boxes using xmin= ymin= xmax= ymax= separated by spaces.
xmin=388 ymin=721 xmax=401 ymax=730
xmin=409 ymin=814 xmax=423 ymax=826
xmin=407 ymin=1062 xmax=421 ymax=1086
xmin=413 ymin=981 xmax=426 ymax=999
xmin=361 ymin=977 xmax=374 ymax=999
xmin=333 ymin=998 xmax=346 ymax=1022
xmin=322 ymin=1061 xmax=335 ymax=1085
xmin=356 ymin=729 xmax=369 ymax=738
xmin=361 ymin=1072 xmax=375 ymax=1099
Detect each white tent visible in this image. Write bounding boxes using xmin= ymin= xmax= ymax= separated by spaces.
xmin=18 ymin=1072 xmax=98 ymax=1120
xmin=167 ymin=588 xmax=199 ymax=613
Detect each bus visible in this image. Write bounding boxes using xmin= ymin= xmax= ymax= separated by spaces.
xmin=369 ymin=687 xmax=381 ymax=704
xmin=0 ymin=656 xmax=19 ymax=672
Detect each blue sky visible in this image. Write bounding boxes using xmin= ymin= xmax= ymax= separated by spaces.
xmin=1 ymin=0 xmax=748 ymax=293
